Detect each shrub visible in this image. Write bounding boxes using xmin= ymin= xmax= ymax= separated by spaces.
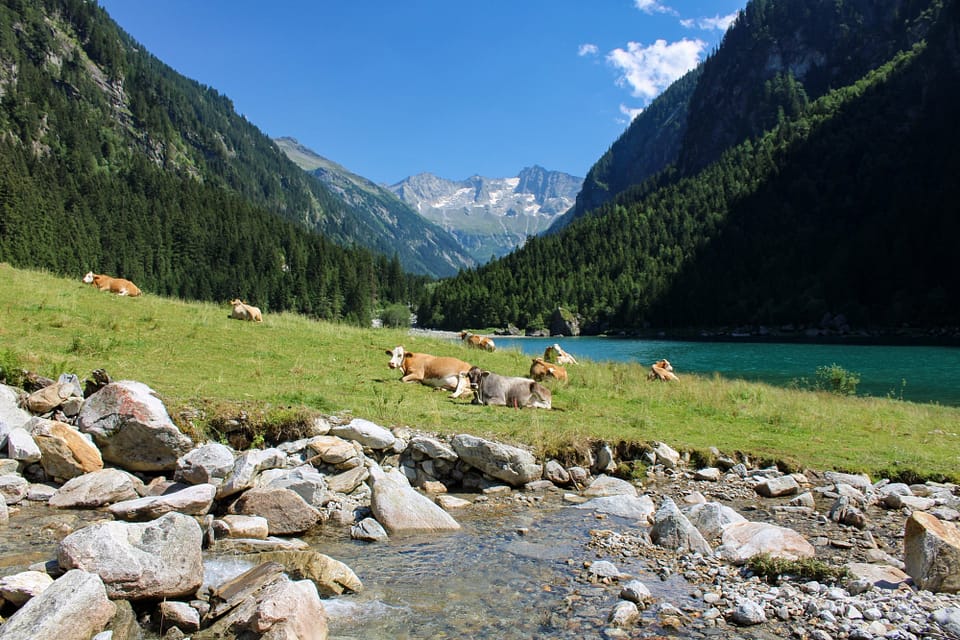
xmin=0 ymin=349 xmax=25 ymax=388
xmin=815 ymin=363 xmax=860 ymax=396
xmin=747 ymin=553 xmax=850 ymax=584
xmin=380 ymin=304 xmax=412 ymax=328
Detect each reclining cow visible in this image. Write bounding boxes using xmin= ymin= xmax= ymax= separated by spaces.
xmin=386 ymin=346 xmax=472 ymax=392
xmin=452 ymin=366 xmax=552 ymax=409
xmin=543 ymin=343 xmax=577 ymax=365
xmin=530 ymin=357 xmax=568 ymax=383
xmin=229 ymin=299 xmax=263 ymax=322
xmin=459 ymin=331 xmax=496 ymax=351
xmin=648 ymin=359 xmax=679 ymax=382
xmin=82 ymin=271 xmax=142 ymax=297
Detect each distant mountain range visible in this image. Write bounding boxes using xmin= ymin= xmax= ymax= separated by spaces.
xmin=389 ymin=167 xmax=582 ymax=261
xmin=274 ymin=137 xmax=475 ymax=277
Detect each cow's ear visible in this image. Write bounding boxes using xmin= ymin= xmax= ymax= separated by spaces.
xmin=481 ymin=371 xmax=491 ymax=379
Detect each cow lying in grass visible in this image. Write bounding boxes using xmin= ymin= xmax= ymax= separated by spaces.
xmin=229 ymin=299 xmax=263 ymax=322
xmin=544 ymin=343 xmax=577 ymax=365
xmin=648 ymin=359 xmax=679 ymax=381
xmin=530 ymin=357 xmax=568 ymax=383
xmin=452 ymin=366 xmax=552 ymax=409
xmin=386 ymin=345 xmax=472 ymax=392
xmin=82 ymin=271 xmax=142 ymax=297
xmin=459 ymin=331 xmax=496 ymax=351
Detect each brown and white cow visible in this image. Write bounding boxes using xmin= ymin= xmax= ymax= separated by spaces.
xmin=229 ymin=299 xmax=263 ymax=322
xmin=386 ymin=346 xmax=472 ymax=392
xmin=82 ymin=271 xmax=142 ymax=297
xmin=459 ymin=331 xmax=496 ymax=352
xmin=452 ymin=366 xmax=552 ymax=409
xmin=543 ymin=343 xmax=577 ymax=365
xmin=529 ymin=357 xmax=568 ymax=383
xmin=648 ymin=359 xmax=679 ymax=382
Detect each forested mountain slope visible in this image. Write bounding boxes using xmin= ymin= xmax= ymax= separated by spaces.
xmin=555 ymin=0 xmax=944 ymax=230
xmin=418 ymin=0 xmax=960 ymax=334
xmin=0 ymin=0 xmax=435 ymax=319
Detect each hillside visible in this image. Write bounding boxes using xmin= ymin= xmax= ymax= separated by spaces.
xmin=390 ymin=167 xmax=582 ymax=261
xmin=274 ymin=137 xmax=475 ymax=277
xmin=0 ymin=0 xmax=451 ymax=300
xmin=418 ymin=0 xmax=960 ymax=335
xmin=554 ymin=0 xmax=944 ymax=230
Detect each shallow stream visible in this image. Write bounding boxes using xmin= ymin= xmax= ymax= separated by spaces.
xmin=2 ymin=497 xmax=701 ymax=638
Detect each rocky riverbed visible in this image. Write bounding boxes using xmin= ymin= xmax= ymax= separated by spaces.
xmin=0 ymin=372 xmax=959 ymax=639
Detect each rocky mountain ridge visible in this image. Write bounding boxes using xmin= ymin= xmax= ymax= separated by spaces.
xmin=390 ymin=166 xmax=582 ymax=261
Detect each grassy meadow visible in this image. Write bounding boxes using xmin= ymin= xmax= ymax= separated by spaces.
xmin=1 ymin=263 xmax=958 ymax=482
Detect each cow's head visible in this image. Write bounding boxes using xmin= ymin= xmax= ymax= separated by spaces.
xmin=229 ymin=298 xmax=243 ymax=306
xmin=386 ymin=346 xmax=406 ymax=369
xmin=654 ymin=359 xmax=673 ymax=371
xmin=527 ymin=381 xmax=553 ymax=409
xmin=82 ymin=271 xmax=95 ymax=284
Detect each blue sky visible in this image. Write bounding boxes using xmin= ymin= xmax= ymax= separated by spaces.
xmin=98 ymin=1 xmax=744 ymax=185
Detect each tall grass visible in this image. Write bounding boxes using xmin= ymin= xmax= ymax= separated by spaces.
xmin=2 ymin=263 xmax=958 ymax=481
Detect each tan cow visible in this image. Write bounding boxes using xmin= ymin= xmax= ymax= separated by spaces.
xmin=530 ymin=357 xmax=568 ymax=383
xmin=386 ymin=346 xmax=472 ymax=392
xmin=229 ymin=298 xmax=263 ymax=322
xmin=648 ymin=359 xmax=679 ymax=382
xmin=82 ymin=271 xmax=142 ymax=297
xmin=544 ymin=343 xmax=577 ymax=365
xmin=459 ymin=331 xmax=496 ymax=351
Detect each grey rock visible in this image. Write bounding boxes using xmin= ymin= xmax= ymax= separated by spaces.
xmin=48 ymin=468 xmax=141 ymax=508
xmin=650 ymin=497 xmax=712 ymax=555
xmin=76 ymin=381 xmax=193 ymax=472
xmin=330 ymin=418 xmax=396 ymax=450
xmin=583 ymin=474 xmax=638 ymax=498
xmin=175 ymin=442 xmax=235 ymax=485
xmin=451 ymin=434 xmax=542 ymax=486
xmin=368 ymin=463 xmax=460 ymax=533
xmin=0 ymin=570 xmax=115 ymax=640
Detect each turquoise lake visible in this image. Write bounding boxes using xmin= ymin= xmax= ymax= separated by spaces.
xmin=488 ymin=336 xmax=960 ymax=407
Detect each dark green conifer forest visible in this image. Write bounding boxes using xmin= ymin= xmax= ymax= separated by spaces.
xmin=0 ymin=0 xmax=427 ymax=325
xmin=418 ymin=0 xmax=960 ymax=333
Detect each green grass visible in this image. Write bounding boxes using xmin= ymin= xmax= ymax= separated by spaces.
xmin=2 ymin=263 xmax=959 ymax=482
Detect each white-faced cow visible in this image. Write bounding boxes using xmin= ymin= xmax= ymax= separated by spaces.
xmin=529 ymin=357 xmax=568 ymax=383
xmin=386 ymin=346 xmax=472 ymax=392
xmin=452 ymin=366 xmax=552 ymax=409
xmin=543 ymin=343 xmax=577 ymax=365
xmin=459 ymin=331 xmax=496 ymax=351
xmin=82 ymin=271 xmax=142 ymax=297
xmin=648 ymin=359 xmax=679 ymax=382
xmin=229 ymin=299 xmax=263 ymax=322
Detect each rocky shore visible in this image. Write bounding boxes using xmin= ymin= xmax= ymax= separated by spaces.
xmin=0 ymin=371 xmax=958 ymax=639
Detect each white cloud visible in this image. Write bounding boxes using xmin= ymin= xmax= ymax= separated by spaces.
xmin=634 ymin=0 xmax=674 ymax=15
xmin=607 ymin=38 xmax=706 ymax=102
xmin=681 ymin=12 xmax=740 ymax=31
xmin=618 ymin=104 xmax=644 ymax=123
xmin=578 ymin=43 xmax=599 ymax=57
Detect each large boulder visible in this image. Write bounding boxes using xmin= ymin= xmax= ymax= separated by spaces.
xmin=582 ymin=474 xmax=638 ymax=498
xmin=0 ymin=570 xmax=115 ymax=640
xmin=6 ymin=427 xmax=41 ymax=464
xmin=686 ymin=502 xmax=748 ymax=541
xmin=23 ymin=376 xmax=83 ymax=415
xmin=75 ymin=381 xmax=192 ymax=472
xmin=575 ymin=494 xmax=655 ymax=520
xmin=199 ymin=563 xmax=328 ymax=640
xmin=175 ymin=442 xmax=235 ymax=486
xmin=26 ymin=417 xmax=103 ymax=481
xmin=0 ymin=570 xmax=54 ymax=606
xmin=650 ymin=497 xmax=713 ymax=555
xmin=451 ymin=434 xmax=542 ymax=487
xmin=0 ymin=474 xmax=28 ymax=505
xmin=107 ymin=483 xmax=217 ymax=520
xmin=330 ymin=418 xmax=396 ymax=450
xmin=48 ymin=467 xmax=142 ymax=508
xmin=0 ymin=384 xmax=30 ymax=431
xmin=216 ymin=447 xmax=288 ymax=499
xmin=245 ymin=550 xmax=362 ymax=596
xmin=717 ymin=521 xmax=816 ymax=564
xmin=904 ymin=511 xmax=960 ymax=593
xmin=368 ymin=463 xmax=460 ymax=533
xmin=229 ymin=487 xmax=321 ymax=535
xmin=58 ymin=512 xmax=204 ymax=600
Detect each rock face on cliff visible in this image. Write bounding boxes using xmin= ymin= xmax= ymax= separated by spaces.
xmin=389 ymin=166 xmax=582 ymax=261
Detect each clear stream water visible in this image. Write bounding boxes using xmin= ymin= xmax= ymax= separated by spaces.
xmin=489 ymin=336 xmax=960 ymax=406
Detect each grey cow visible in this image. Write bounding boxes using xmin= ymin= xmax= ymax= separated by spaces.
xmin=452 ymin=366 xmax=552 ymax=409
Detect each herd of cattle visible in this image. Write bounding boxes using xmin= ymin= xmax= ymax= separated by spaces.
xmin=81 ymin=271 xmax=677 ymax=407
xmin=81 ymin=271 xmax=262 ymax=322
xmin=386 ymin=340 xmax=678 ymax=410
